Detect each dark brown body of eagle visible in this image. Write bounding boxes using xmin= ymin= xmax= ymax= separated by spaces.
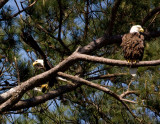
xmin=121 ymin=32 xmax=145 ymax=62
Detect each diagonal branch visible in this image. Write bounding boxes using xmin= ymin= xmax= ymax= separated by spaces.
xmin=36 ymin=24 xmax=71 ymax=54
xmin=78 ymin=30 xmax=160 ymax=54
xmin=8 ymin=84 xmax=81 ymax=112
xmin=0 ymin=50 xmax=79 ymax=108
xmin=87 ymin=73 xmax=128 ymax=80
xmin=56 ymin=0 xmax=71 ymax=53
xmin=141 ymin=6 xmax=160 ymax=26
xmin=57 ymin=72 xmax=141 ymax=121
xmin=120 ymin=91 xmax=139 ymax=98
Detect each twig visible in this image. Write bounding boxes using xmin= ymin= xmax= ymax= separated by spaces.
xmin=120 ymin=90 xmax=139 ymax=98
xmin=87 ymin=73 xmax=128 ymax=80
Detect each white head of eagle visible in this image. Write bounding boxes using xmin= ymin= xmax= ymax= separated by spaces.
xmin=129 ymin=25 xmax=144 ymax=33
xmin=33 ymin=59 xmax=44 ymax=67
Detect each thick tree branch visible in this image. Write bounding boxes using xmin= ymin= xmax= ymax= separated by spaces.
xmin=8 ymin=84 xmax=81 ymax=112
xmin=0 ymin=51 xmax=78 ymax=109
xmin=78 ymin=35 xmax=122 ymax=54
xmin=78 ymin=30 xmax=160 ymax=54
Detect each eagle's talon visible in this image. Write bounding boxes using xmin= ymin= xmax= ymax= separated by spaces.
xmin=41 ymin=84 xmax=49 ymax=93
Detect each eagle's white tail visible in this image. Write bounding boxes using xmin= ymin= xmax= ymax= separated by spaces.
xmin=33 ymin=87 xmax=42 ymax=92
xmin=56 ymin=77 xmax=68 ymax=82
xmin=129 ymin=68 xmax=137 ymax=77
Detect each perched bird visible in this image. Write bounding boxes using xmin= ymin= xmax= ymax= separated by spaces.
xmin=121 ymin=25 xmax=144 ymax=77
xmin=33 ymin=59 xmax=68 ymax=92
xmin=21 ymin=30 xmax=56 ymax=87
xmin=33 ymin=59 xmax=44 ymax=67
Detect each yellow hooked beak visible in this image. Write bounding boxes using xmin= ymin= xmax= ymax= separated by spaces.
xmin=33 ymin=61 xmax=38 ymax=66
xmin=139 ymin=28 xmax=144 ymax=32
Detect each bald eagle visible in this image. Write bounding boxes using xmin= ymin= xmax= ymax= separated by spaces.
xmin=33 ymin=59 xmax=68 ymax=92
xmin=121 ymin=25 xmax=144 ymax=76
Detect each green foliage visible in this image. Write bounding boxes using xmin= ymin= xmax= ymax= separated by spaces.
xmin=1 ymin=0 xmax=160 ymax=123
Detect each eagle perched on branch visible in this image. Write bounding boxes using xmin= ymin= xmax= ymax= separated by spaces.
xmin=121 ymin=25 xmax=144 ymax=76
xmin=33 ymin=59 xmax=68 ymax=92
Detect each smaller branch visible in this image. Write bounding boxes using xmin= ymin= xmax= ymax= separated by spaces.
xmin=147 ymin=12 xmax=160 ymax=28
xmin=36 ymin=24 xmax=71 ymax=54
xmin=121 ymin=98 xmax=137 ymax=104
xmin=141 ymin=6 xmax=160 ymax=26
xmin=120 ymin=91 xmax=139 ymax=98
xmin=57 ymin=0 xmax=63 ymax=40
xmin=0 ymin=89 xmax=24 ymax=113
xmin=87 ymin=73 xmax=128 ymax=80
xmin=56 ymin=0 xmax=71 ymax=53
xmin=14 ymin=0 xmax=20 ymax=12
xmin=84 ymin=0 xmax=89 ymax=39
xmin=74 ymin=52 xmax=160 ymax=67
